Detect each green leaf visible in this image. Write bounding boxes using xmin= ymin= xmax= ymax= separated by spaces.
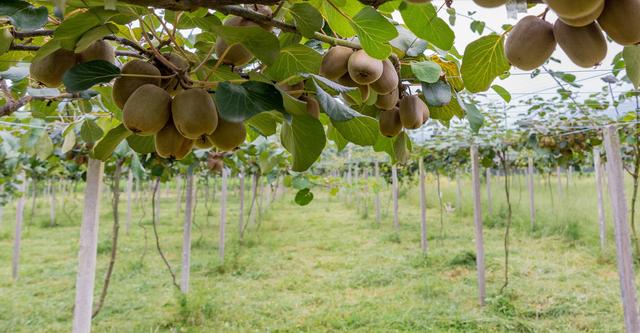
xmin=624 ymin=45 xmax=640 ymax=89
xmin=461 ymin=34 xmax=510 ymax=93
xmin=280 ymin=114 xmax=326 ymax=172
xmin=265 ymin=44 xmax=322 ymax=81
xmin=53 ymin=8 xmax=121 ymax=50
xmin=491 ymin=84 xmax=511 ymax=103
xmin=463 ymin=100 xmax=484 ymax=134
xmin=327 ymin=122 xmax=348 ymax=150
xmin=63 ymin=60 xmax=120 ymax=92
xmin=400 ymin=2 xmax=454 ymax=51
xmin=0 ymin=0 xmax=48 ymax=31
xmin=308 ymin=73 xmax=355 ymax=94
xmin=74 ymin=24 xmax=118 ymax=52
xmin=61 ymin=129 xmax=76 ymax=154
xmin=294 ymin=188 xmax=314 ymax=206
xmin=126 ymin=135 xmax=155 ymax=154
xmin=92 ymin=123 xmax=132 ymax=161
xmin=80 ymin=119 xmax=104 ymax=143
xmin=390 ymin=26 xmax=428 ymax=58
xmin=331 ymin=116 xmax=378 ymax=146
xmin=212 ymin=25 xmax=280 ymax=65
xmin=422 ymin=80 xmax=452 ymax=107
xmin=350 ymin=6 xmax=398 ymax=59
xmin=411 ymin=61 xmax=442 ymax=83
xmin=215 ymin=81 xmax=284 ymax=122
xmin=35 ymin=132 xmax=53 ymax=160
xmin=313 ymin=81 xmax=359 ymax=121
xmin=428 ymin=87 xmax=464 ymax=122
xmin=246 ymin=111 xmax=282 ymax=136
xmin=290 ymin=3 xmax=324 ymax=38
xmin=320 ymin=0 xmax=357 ymax=37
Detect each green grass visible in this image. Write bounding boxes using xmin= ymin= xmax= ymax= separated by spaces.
xmin=0 ymin=173 xmax=634 ymax=332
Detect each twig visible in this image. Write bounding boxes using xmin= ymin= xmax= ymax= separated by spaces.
xmin=151 ymin=177 xmax=180 ymax=291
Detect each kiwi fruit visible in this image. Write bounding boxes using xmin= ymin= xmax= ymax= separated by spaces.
xmin=598 ymin=0 xmax=640 ymax=45
xmin=421 ymin=105 xmax=430 ymax=125
xmin=194 ymin=135 xmax=214 ymax=149
xmin=553 ymin=20 xmax=607 ymax=68
xmin=320 ymin=46 xmax=353 ymax=80
xmin=30 ymin=48 xmax=77 ymax=88
xmin=399 ymin=95 xmax=428 ymax=130
xmin=207 ymin=118 xmax=246 ymax=151
xmin=122 ymin=84 xmax=172 ymax=136
xmin=358 ymin=85 xmax=370 ymax=102
xmin=252 ymin=5 xmax=274 ymax=30
xmin=375 ymin=88 xmax=398 ymax=110
xmin=348 ymin=50 xmax=384 ymax=85
xmin=302 ymin=95 xmax=320 ymax=119
xmin=406 ymin=0 xmax=431 ymax=3
xmin=0 ymin=28 xmax=13 ymax=56
xmin=278 ymin=81 xmax=304 ymax=98
xmin=378 ymin=107 xmax=402 ymax=137
xmin=112 ymin=60 xmax=162 ymax=109
xmin=155 ymin=120 xmax=194 ymax=160
xmin=78 ymin=40 xmax=115 ymax=64
xmin=215 ymin=15 xmax=258 ymax=66
xmin=172 ymin=88 xmax=218 ymax=139
xmin=505 ymin=16 xmax=556 ymax=70
xmin=156 ymin=53 xmax=190 ymax=95
xmin=473 ymin=0 xmax=507 ymax=8
xmin=370 ymin=60 xmax=398 ymax=95
xmin=544 ymin=0 xmax=603 ymax=20
xmin=556 ymin=0 xmax=604 ymax=27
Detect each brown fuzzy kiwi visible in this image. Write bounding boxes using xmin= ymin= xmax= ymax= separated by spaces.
xmin=78 ymin=40 xmax=115 ymax=63
xmin=544 ymin=0 xmax=603 ymax=20
xmin=347 ymin=50 xmax=384 ymax=85
xmin=122 ymin=84 xmax=172 ymax=136
xmin=194 ymin=135 xmax=214 ymax=149
xmin=338 ymin=74 xmax=369 ymax=102
xmin=301 ymin=95 xmax=320 ymax=119
xmin=359 ymin=85 xmax=370 ymax=102
xmin=598 ymin=0 xmax=640 ymax=45
xmin=421 ymin=105 xmax=430 ymax=124
xmin=112 ymin=60 xmax=162 ymax=109
xmin=320 ymin=46 xmax=353 ymax=80
xmin=553 ymin=20 xmax=607 ymax=68
xmin=473 ymin=0 xmax=507 ymax=8
xmin=370 ymin=60 xmax=398 ymax=95
xmin=156 ymin=53 xmax=190 ymax=95
xmin=30 ymin=48 xmax=77 ymax=87
xmin=375 ymin=88 xmax=399 ymax=110
xmin=207 ymin=118 xmax=246 ymax=151
xmin=378 ymin=107 xmax=402 ymax=137
xmin=155 ymin=120 xmax=194 ymax=160
xmin=505 ymin=16 xmax=556 ymax=70
xmin=172 ymin=88 xmax=219 ymax=139
xmin=278 ymin=81 xmax=305 ymax=98
xmin=556 ymin=0 xmax=604 ymax=27
xmin=399 ymin=95 xmax=428 ymax=129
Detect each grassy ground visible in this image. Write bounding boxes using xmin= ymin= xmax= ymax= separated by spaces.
xmin=0 ymin=172 xmax=634 ymax=332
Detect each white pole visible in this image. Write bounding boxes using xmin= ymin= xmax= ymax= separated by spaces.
xmin=180 ymin=169 xmax=194 ymax=293
xmin=239 ymin=172 xmax=245 ymax=240
xmin=556 ymin=165 xmax=563 ymax=197
xmin=72 ymin=158 xmax=104 ymax=333
xmin=12 ymin=172 xmax=26 ymax=281
xmin=527 ymin=156 xmax=535 ymax=229
xmin=456 ymin=173 xmax=462 ymax=210
xmin=419 ymin=158 xmax=427 ymax=254
xmin=486 ymin=168 xmax=492 ymax=216
xmin=125 ymin=170 xmax=133 ymax=234
xmin=375 ymin=161 xmax=381 ymax=224
xmin=593 ymin=148 xmax=606 ymax=251
xmin=176 ymin=175 xmax=182 ymax=217
xmin=470 ymin=145 xmax=485 ymax=306
xmin=49 ymin=180 xmax=56 ymax=226
xmin=219 ymin=168 xmax=228 ymax=262
xmin=603 ymin=126 xmax=640 ymax=333
xmin=392 ymin=164 xmax=399 ymax=230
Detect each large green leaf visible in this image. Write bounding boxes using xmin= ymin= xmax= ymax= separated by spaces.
xmin=281 ymin=114 xmax=326 ymax=172
xmin=624 ymin=45 xmax=640 ymax=89
xmin=246 ymin=111 xmax=283 ymax=136
xmin=126 ymin=135 xmax=155 ymax=154
xmin=53 ymin=8 xmax=121 ymax=50
xmin=265 ymin=44 xmax=322 ymax=81
xmin=35 ymin=132 xmax=53 ymax=160
xmin=313 ymin=82 xmax=359 ymax=121
xmin=75 ymin=24 xmax=118 ymax=52
xmin=0 ymin=0 xmax=48 ymax=31
xmin=63 ymin=60 xmax=120 ymax=92
xmin=215 ymin=81 xmax=284 ymax=122
xmin=80 ymin=118 xmax=104 ymax=143
xmin=331 ymin=116 xmax=378 ymax=146
xmin=411 ymin=61 xmax=442 ymax=83
xmin=399 ymin=2 xmax=454 ymax=51
xmin=290 ymin=3 xmax=324 ymax=38
xmin=462 ymin=100 xmax=484 ymax=134
xmin=350 ymin=7 xmax=398 ymax=59
xmin=319 ymin=0 xmax=357 ymax=37
xmin=212 ymin=25 xmax=280 ymax=65
xmin=461 ymin=34 xmax=510 ymax=93
xmin=92 ymin=123 xmax=132 ymax=161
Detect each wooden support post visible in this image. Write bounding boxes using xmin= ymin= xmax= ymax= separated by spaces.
xmin=527 ymin=156 xmax=535 ymax=229
xmin=125 ymin=170 xmax=133 ymax=234
xmin=486 ymin=168 xmax=493 ymax=216
xmin=593 ymin=147 xmax=606 ymax=251
xmin=603 ymin=126 xmax=640 ymax=333
xmin=219 ymin=168 xmax=228 ymax=262
xmin=392 ymin=164 xmax=399 ymax=230
xmin=419 ymin=158 xmax=428 ymax=254
xmin=239 ymin=172 xmax=245 ymax=241
xmin=72 ymin=159 xmax=104 ymax=333
xmin=12 ymin=172 xmax=26 ymax=281
xmin=375 ymin=161 xmax=381 ymax=224
xmin=470 ymin=145 xmax=486 ymax=306
xmin=180 ymin=168 xmax=194 ymax=293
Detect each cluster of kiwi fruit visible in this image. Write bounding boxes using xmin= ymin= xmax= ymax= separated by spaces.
xmin=319 ymin=46 xmax=429 ymax=137
xmin=214 ymin=5 xmax=273 ymax=66
xmin=475 ymin=0 xmax=640 ymax=70
xmin=115 ymin=55 xmax=247 ymax=160
xmin=30 ymin=40 xmax=115 ymax=87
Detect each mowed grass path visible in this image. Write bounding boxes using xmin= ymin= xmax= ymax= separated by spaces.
xmin=0 ymin=174 xmax=633 ymax=332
